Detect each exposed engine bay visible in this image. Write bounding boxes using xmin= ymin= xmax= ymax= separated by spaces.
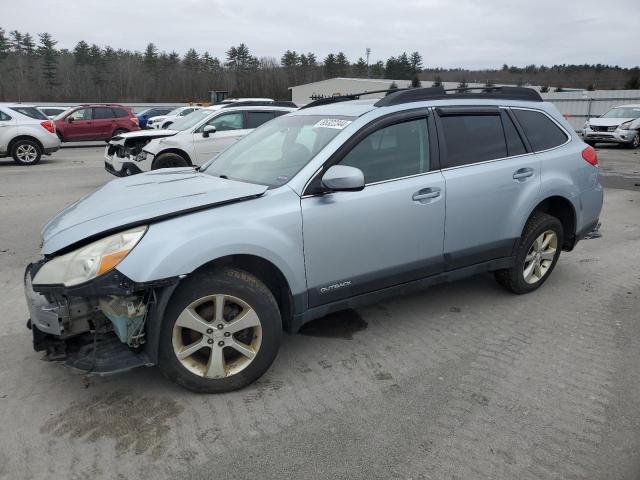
xmin=106 ymin=130 xmax=176 ymax=160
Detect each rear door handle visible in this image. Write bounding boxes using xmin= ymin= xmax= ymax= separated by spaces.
xmin=412 ymin=187 xmax=441 ymax=202
xmin=513 ymin=168 xmax=534 ymax=180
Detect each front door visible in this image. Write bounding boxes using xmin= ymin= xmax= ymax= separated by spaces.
xmin=435 ymin=107 xmax=541 ymax=269
xmin=192 ymin=112 xmax=248 ymax=163
xmin=301 ymin=115 xmax=446 ymax=307
xmin=64 ymin=107 xmax=94 ymax=140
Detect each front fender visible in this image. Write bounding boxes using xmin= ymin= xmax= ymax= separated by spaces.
xmin=116 ymin=187 xmax=306 ymax=296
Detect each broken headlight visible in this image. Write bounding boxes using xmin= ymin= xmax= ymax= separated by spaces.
xmin=135 ymin=150 xmax=148 ymax=162
xmin=33 ymin=226 xmax=147 ymax=287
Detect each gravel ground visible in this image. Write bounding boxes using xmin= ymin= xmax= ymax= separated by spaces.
xmin=0 ymin=146 xmax=639 ymax=480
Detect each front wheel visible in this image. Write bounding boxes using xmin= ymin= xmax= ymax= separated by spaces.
xmin=152 ymin=152 xmax=189 ymax=170
xmin=494 ymin=213 xmax=563 ymax=294
xmin=11 ymin=139 xmax=42 ymax=165
xmin=158 ymin=268 xmax=282 ymax=393
xmin=626 ymin=132 xmax=639 ymax=149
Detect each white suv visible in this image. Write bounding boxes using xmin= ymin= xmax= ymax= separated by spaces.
xmin=0 ymin=104 xmax=61 ymax=165
xmin=146 ymin=106 xmax=203 ymax=129
xmin=105 ymin=103 xmax=296 ymax=176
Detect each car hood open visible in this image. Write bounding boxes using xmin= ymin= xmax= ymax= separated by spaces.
xmin=41 ymin=168 xmax=268 ymax=255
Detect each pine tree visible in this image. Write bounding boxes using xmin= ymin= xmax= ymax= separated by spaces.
xmin=74 ymin=40 xmax=91 ymax=65
xmin=335 ymin=52 xmax=349 ymax=76
xmin=385 ymin=81 xmax=399 ymax=95
xmin=324 ymin=53 xmax=337 ymax=78
xmin=409 ymin=51 xmax=423 ymax=74
xmin=370 ymin=61 xmax=385 ymax=78
xmin=281 ymin=50 xmax=298 ymax=68
xmin=0 ymin=28 xmax=8 ymax=58
xmin=411 ymin=75 xmax=421 ymax=88
xmin=353 ymin=57 xmax=367 ymax=77
xmin=37 ymin=32 xmax=58 ymax=95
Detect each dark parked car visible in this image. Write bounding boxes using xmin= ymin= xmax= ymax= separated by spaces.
xmin=137 ymin=107 xmax=174 ymax=129
xmin=54 ymin=104 xmax=140 ymax=142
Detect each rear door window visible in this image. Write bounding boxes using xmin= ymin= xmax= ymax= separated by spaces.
xmin=502 ymin=113 xmax=527 ymax=156
xmin=247 ymin=111 xmax=275 ymax=129
xmin=512 ymin=109 xmax=568 ymax=152
xmin=438 ymin=114 xmax=507 ymax=168
xmin=9 ymin=107 xmax=48 ymax=120
xmin=93 ymin=107 xmax=114 ymax=120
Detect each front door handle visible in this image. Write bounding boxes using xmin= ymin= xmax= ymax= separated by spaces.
xmin=513 ymin=168 xmax=534 ymax=180
xmin=412 ymin=187 xmax=441 ymax=202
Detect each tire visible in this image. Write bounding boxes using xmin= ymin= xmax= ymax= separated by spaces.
xmin=158 ymin=268 xmax=282 ymax=393
xmin=494 ymin=212 xmax=563 ymax=294
xmin=626 ymin=132 xmax=639 ymax=149
xmin=152 ymin=152 xmax=189 ymax=170
xmin=11 ymin=139 xmax=42 ymax=166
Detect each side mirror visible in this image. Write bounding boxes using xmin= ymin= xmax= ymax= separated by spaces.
xmin=203 ymin=125 xmax=216 ymax=138
xmin=67 ymin=117 xmax=75 ymax=123
xmin=321 ymin=165 xmax=365 ymax=192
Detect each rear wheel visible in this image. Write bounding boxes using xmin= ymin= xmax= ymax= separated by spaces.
xmin=11 ymin=139 xmax=42 ymax=166
xmin=494 ymin=213 xmax=563 ymax=294
xmin=158 ymin=268 xmax=282 ymax=393
xmin=152 ymin=152 xmax=189 ymax=170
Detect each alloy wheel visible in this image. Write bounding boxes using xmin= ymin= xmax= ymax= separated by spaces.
xmin=16 ymin=144 xmax=38 ymax=163
xmin=172 ymin=294 xmax=262 ymax=379
xmin=523 ymin=230 xmax=557 ymax=284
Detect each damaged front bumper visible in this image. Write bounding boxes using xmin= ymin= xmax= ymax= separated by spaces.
xmin=24 ymin=262 xmax=179 ymax=374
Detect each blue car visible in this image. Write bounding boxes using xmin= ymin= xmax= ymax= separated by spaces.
xmin=136 ymin=107 xmax=174 ymax=129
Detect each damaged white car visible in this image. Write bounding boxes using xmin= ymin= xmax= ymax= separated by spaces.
xmin=104 ymin=102 xmax=296 ymax=176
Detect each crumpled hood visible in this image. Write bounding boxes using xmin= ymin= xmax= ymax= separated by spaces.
xmin=588 ymin=117 xmax=636 ymax=128
xmin=41 ymin=168 xmax=268 ymax=255
xmin=109 ymin=129 xmax=178 ymax=144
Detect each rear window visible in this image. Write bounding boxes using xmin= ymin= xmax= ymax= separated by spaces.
xmin=112 ymin=108 xmax=129 ymax=118
xmin=512 ymin=109 xmax=568 ymax=152
xmin=439 ymin=114 xmax=507 ymax=168
xmin=10 ymin=107 xmax=48 ymax=120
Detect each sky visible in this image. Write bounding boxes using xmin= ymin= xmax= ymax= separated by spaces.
xmin=1 ymin=0 xmax=639 ymax=69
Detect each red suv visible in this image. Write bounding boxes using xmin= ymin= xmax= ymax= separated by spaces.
xmin=55 ymin=104 xmax=140 ymax=142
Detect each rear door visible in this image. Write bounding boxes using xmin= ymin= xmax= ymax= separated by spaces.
xmin=301 ymin=112 xmax=446 ymax=307
xmin=0 ymin=109 xmax=17 ymax=151
xmin=436 ymin=106 xmax=540 ymax=269
xmin=92 ymin=107 xmax=116 ymax=138
xmin=192 ymin=111 xmax=246 ymax=163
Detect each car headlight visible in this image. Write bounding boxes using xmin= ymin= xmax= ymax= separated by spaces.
xmin=135 ymin=150 xmax=148 ymax=162
xmin=583 ymin=121 xmax=590 ymax=130
xmin=33 ymin=226 xmax=147 ymax=286
xmin=618 ymin=120 xmax=635 ymax=130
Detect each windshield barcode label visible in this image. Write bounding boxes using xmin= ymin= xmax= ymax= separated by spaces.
xmin=314 ymin=119 xmax=352 ymax=129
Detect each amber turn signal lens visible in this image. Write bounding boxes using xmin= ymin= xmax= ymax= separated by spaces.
xmin=97 ymin=249 xmax=130 ymax=276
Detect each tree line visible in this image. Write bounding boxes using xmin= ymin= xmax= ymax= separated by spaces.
xmin=0 ymin=27 xmax=638 ymax=103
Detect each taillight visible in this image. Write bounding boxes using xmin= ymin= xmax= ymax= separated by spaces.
xmin=581 ymin=145 xmax=598 ymax=167
xmin=40 ymin=120 xmax=55 ymax=134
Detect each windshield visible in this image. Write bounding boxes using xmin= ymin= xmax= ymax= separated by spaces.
xmin=201 ymin=114 xmax=354 ymax=187
xmin=169 ymin=110 xmax=213 ymax=131
xmin=601 ymin=107 xmax=640 ymax=119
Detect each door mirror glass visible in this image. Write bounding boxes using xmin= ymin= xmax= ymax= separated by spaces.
xmin=67 ymin=117 xmax=74 ymax=123
xmin=202 ymin=125 xmax=217 ymax=137
xmin=321 ymin=165 xmax=365 ymax=192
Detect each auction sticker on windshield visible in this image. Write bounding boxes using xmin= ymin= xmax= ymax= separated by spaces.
xmin=314 ymin=119 xmax=352 ymax=129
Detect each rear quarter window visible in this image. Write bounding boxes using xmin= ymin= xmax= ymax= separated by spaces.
xmin=0 ymin=111 xmax=11 ymax=121
xmin=112 ymin=108 xmax=129 ymax=118
xmin=9 ymin=107 xmax=48 ymax=120
xmin=512 ymin=109 xmax=568 ymax=152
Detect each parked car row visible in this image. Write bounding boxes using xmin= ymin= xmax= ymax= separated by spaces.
xmin=583 ymin=104 xmax=640 ymax=148
xmin=104 ymin=101 xmax=297 ymax=176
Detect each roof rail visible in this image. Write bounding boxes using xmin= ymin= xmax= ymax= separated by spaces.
xmin=299 ymin=88 xmax=409 ymax=110
xmin=375 ymin=86 xmax=542 ymax=106
xmin=221 ymin=100 xmax=298 ymax=109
